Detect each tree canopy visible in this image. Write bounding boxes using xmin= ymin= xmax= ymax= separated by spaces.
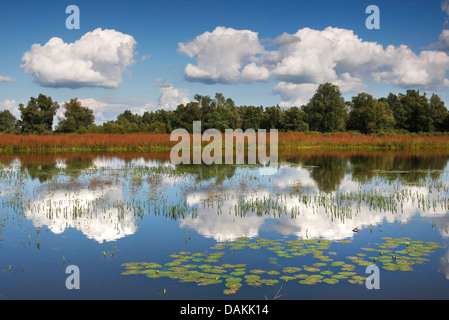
xmin=56 ymin=98 xmax=95 ymax=133
xmin=2 ymin=85 xmax=449 ymax=135
xmin=347 ymin=93 xmax=395 ymax=134
xmin=18 ymin=94 xmax=59 ymax=134
xmin=302 ymin=83 xmax=348 ymax=132
xmin=0 ymin=110 xmax=18 ymax=133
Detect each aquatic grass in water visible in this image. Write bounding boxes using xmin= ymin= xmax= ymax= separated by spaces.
xmin=2 ymin=152 xmax=449 ymax=299
xmin=120 ymin=236 xmax=444 ymax=295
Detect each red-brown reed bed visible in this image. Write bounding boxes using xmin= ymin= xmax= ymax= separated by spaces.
xmin=0 ymin=132 xmax=449 ymax=153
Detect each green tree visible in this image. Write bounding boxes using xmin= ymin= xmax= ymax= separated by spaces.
xmin=239 ymin=105 xmax=264 ymax=130
xmin=0 ymin=110 xmax=18 ymax=133
xmin=347 ymin=93 xmax=395 ymax=134
xmin=101 ymin=122 xmax=127 ymax=133
xmin=172 ymin=102 xmax=202 ymax=132
xmin=302 ymin=83 xmax=348 ymax=132
xmin=116 ymin=110 xmax=142 ymax=127
xmin=382 ymin=93 xmax=407 ymax=131
xmin=283 ymin=107 xmax=309 ymax=132
xmin=261 ymin=106 xmax=285 ymax=130
xmin=429 ymin=94 xmax=448 ymax=132
xmin=153 ymin=109 xmax=172 ymax=133
xmin=399 ymin=90 xmax=431 ymax=133
xmin=19 ymin=94 xmax=59 ymax=134
xmin=56 ymin=98 xmax=95 ymax=133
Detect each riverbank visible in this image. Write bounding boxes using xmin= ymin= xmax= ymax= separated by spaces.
xmin=1 ymin=132 xmax=449 ymax=153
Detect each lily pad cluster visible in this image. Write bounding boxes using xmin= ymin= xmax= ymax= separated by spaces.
xmin=357 ymin=237 xmax=444 ymax=272
xmin=120 ymin=236 xmax=444 ymax=295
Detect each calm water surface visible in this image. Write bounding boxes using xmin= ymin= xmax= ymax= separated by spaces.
xmin=0 ymin=151 xmax=448 ymax=299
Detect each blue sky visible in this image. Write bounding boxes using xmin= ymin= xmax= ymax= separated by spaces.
xmin=1 ymin=0 xmax=449 ymax=123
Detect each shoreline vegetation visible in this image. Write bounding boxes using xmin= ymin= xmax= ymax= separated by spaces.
xmin=4 ymin=83 xmax=449 ymax=154
xmin=2 ymin=131 xmax=449 ymax=154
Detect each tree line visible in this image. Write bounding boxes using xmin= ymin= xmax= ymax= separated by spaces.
xmin=1 ymin=83 xmax=449 ymax=135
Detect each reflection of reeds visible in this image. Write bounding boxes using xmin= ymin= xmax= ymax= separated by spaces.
xmin=2 ymin=152 xmax=449 ymax=243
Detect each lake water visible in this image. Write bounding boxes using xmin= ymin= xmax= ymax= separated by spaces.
xmin=0 ymin=151 xmax=448 ymax=300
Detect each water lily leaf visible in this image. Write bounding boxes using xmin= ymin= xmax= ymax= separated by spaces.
xmin=146 ymin=272 xmax=163 ymax=279
xmin=267 ymin=270 xmax=280 ymax=275
xmin=140 ymin=269 xmax=158 ymax=275
xmin=144 ymin=262 xmax=162 ymax=269
xmin=323 ymin=278 xmax=339 ymax=284
xmin=331 ymin=274 xmax=348 ymax=279
xmin=355 ymin=260 xmax=374 ymax=266
xmin=259 ymin=279 xmax=279 ymax=286
xmin=226 ymin=277 xmax=242 ymax=283
xmin=408 ymin=252 xmax=425 ymax=257
xmin=246 ymin=281 xmax=262 ymax=287
xmin=299 ymin=278 xmax=319 ymax=285
xmin=398 ymin=265 xmax=413 ymax=271
xmin=212 ymin=244 xmax=227 ymax=250
xmin=291 ymin=252 xmax=306 ymax=256
xmin=280 ymin=275 xmax=296 ymax=282
xmin=122 ymin=262 xmax=143 ymax=270
xmin=277 ymin=253 xmax=293 ymax=258
xmin=225 ymin=281 xmax=242 ymax=289
xmin=313 ymin=262 xmax=327 ymax=267
xmin=282 ymin=267 xmax=301 ymax=273
xmin=197 ymin=279 xmax=222 ymax=286
xmin=244 ymin=275 xmax=261 ymax=282
xmin=192 ymin=252 xmax=206 ymax=257
xmin=223 ymin=288 xmax=238 ymax=295
xmin=250 ymin=269 xmax=266 ymax=274
xmin=210 ymin=268 xmax=227 ymax=274
xmin=303 ymin=266 xmax=320 ymax=272
xmin=338 ymin=271 xmax=356 ymax=277
xmin=121 ymin=269 xmax=141 ymax=275
xmin=382 ymin=264 xmax=399 ymax=271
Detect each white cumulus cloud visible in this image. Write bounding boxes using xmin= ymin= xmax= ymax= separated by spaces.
xmin=271 ymin=82 xmax=319 ymax=107
xmin=21 ymin=28 xmax=137 ymax=88
xmin=0 ymin=99 xmax=18 ymax=117
xmin=71 ymin=81 xmax=190 ymax=123
xmin=178 ymin=26 xmax=265 ymax=84
xmin=151 ymin=79 xmax=190 ymax=110
xmin=180 ymin=26 xmax=449 ymax=106
xmin=269 ymin=27 xmax=449 ymax=90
